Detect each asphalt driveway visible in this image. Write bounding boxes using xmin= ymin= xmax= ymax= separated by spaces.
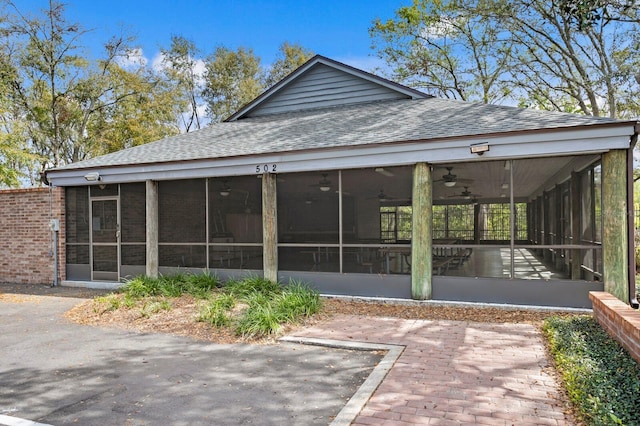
xmin=0 ymin=287 xmax=381 ymax=425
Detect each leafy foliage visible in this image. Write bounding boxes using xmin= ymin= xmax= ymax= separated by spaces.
xmin=121 ymin=274 xmax=320 ymax=339
xmin=371 ymin=0 xmax=640 ymax=118
xmin=122 ymin=272 xmax=221 ymax=299
xmin=0 ymin=2 xmax=314 ymax=186
xmin=201 ymin=43 xmax=313 ymax=122
xmin=556 ymin=0 xmax=639 ymax=29
xmin=543 ymin=316 xmax=640 ymax=425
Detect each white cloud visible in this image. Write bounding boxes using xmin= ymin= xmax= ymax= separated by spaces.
xmin=420 ymin=16 xmax=459 ymax=40
xmin=116 ymin=47 xmax=148 ymax=69
xmin=151 ymin=52 xmax=207 ymax=86
xmin=151 ymin=52 xmax=166 ymax=73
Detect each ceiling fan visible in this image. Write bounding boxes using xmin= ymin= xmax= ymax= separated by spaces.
xmin=367 ymin=189 xmax=393 ymax=202
xmin=435 ymin=167 xmax=473 ymax=187
xmin=309 ymin=173 xmax=332 ymax=192
xmin=449 ymin=186 xmax=481 ymax=200
xmin=219 ymin=180 xmax=231 ymax=197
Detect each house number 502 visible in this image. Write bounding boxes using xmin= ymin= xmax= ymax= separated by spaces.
xmin=256 ymin=164 xmax=277 ymax=173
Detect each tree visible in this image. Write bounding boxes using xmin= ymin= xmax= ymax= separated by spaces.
xmin=160 ymin=35 xmax=204 ymax=132
xmin=0 ymin=0 xmax=182 ymax=184
xmin=0 ymin=21 xmax=39 ymax=187
xmin=264 ymin=42 xmax=314 ymax=88
xmin=202 ymin=43 xmax=314 ymax=122
xmin=371 ymin=0 xmax=640 ymax=118
xmin=504 ymin=0 xmax=639 ymax=117
xmin=202 ymin=46 xmax=263 ymax=122
xmin=91 ymin=62 xmax=181 ymax=154
xmin=557 ymin=0 xmax=639 ymax=29
xmin=371 ymin=0 xmax=515 ymax=103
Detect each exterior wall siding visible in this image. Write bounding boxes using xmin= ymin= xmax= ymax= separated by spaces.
xmin=248 ymin=64 xmax=409 ymax=117
xmin=0 ymin=187 xmax=65 ymax=285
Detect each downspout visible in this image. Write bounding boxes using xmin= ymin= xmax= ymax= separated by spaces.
xmin=628 ymin=131 xmax=638 ymax=308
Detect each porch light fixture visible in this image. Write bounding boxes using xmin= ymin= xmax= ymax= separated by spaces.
xmin=501 ymin=183 xmax=509 ymax=189
xmin=470 ymin=142 xmax=489 ymax=155
xmin=84 ymin=172 xmax=101 ymax=182
xmin=444 ymin=180 xmax=456 ymax=188
xmin=220 ymin=189 xmax=230 ymax=197
xmin=319 ymin=184 xmax=331 ymax=192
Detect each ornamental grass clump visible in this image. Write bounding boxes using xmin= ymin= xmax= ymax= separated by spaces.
xmin=198 ymin=277 xmax=321 ymax=338
xmin=197 ymin=293 xmax=236 ymax=327
xmin=123 ymin=272 xmax=220 ymax=299
xmin=123 ymin=275 xmax=161 ymax=298
xmin=543 ymin=316 xmax=640 ymax=426
xmin=119 ymin=274 xmax=320 ymax=339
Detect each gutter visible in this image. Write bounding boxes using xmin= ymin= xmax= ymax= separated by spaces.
xmin=628 ymin=132 xmax=639 ymax=308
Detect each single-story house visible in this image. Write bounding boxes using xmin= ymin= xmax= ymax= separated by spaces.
xmin=45 ymin=55 xmax=639 ymax=309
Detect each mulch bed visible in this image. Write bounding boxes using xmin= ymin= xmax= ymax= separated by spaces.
xmin=59 ymin=293 xmax=582 ymax=344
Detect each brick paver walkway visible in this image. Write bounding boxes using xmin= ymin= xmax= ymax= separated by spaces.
xmin=290 ymin=316 xmax=572 ymax=425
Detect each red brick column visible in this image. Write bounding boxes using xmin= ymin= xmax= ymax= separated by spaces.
xmin=0 ymin=187 xmax=66 ymax=285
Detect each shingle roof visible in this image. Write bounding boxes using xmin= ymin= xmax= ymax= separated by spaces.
xmin=53 ymin=97 xmax=627 ymax=171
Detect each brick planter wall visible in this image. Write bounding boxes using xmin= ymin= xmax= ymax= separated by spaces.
xmin=589 ymin=291 xmax=640 ymax=364
xmin=0 ymin=187 xmax=65 ymax=285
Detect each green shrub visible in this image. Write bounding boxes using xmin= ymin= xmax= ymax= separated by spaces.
xmin=223 ymin=276 xmax=281 ymax=298
xmin=123 ymin=273 xmax=220 ymax=299
xmin=123 ymin=275 xmax=161 ymax=298
xmin=236 ymin=303 xmax=284 ymax=337
xmin=276 ymin=281 xmax=321 ymax=319
xmin=157 ymin=274 xmax=186 ymax=297
xmin=197 ymin=294 xmax=236 ymax=327
xmin=543 ymin=316 xmax=640 ymax=425
xmin=118 ymin=274 xmax=319 ymax=340
xmin=235 ymin=280 xmax=320 ymax=338
xmin=184 ymin=271 xmax=220 ymax=298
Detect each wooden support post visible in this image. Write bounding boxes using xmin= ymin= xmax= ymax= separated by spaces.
xmin=602 ymin=150 xmax=629 ymax=301
xmin=570 ymin=172 xmax=582 ymax=279
xmin=262 ymin=173 xmax=278 ymax=283
xmin=146 ymin=180 xmax=159 ymax=278
xmin=411 ymin=163 xmax=432 ymax=300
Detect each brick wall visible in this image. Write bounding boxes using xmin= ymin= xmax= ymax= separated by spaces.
xmin=589 ymin=291 xmax=640 ymax=364
xmin=0 ymin=187 xmax=65 ymax=285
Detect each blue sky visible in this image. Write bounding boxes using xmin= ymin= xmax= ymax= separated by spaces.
xmin=16 ymin=0 xmax=404 ymax=70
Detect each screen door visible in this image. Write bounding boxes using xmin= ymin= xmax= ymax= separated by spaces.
xmin=90 ymin=198 xmax=120 ymax=281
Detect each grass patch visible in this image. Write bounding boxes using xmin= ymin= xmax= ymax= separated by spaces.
xmin=543 ymin=316 xmax=640 ymax=425
xmin=116 ymin=274 xmax=320 ymax=338
xmin=198 ymin=293 xmax=236 ymax=327
xmin=140 ymin=298 xmax=172 ymax=318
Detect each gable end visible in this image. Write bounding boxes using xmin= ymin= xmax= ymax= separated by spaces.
xmin=246 ymin=63 xmax=412 ymax=117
